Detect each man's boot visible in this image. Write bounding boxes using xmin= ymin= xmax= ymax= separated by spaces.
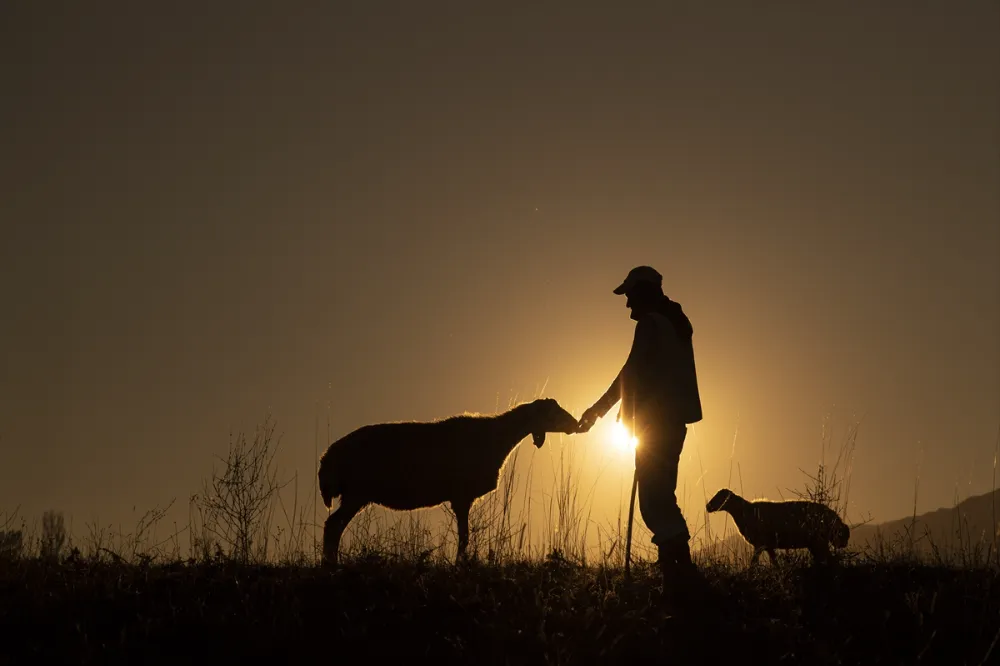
xmin=657 ymin=538 xmax=711 ymax=613
xmin=665 ymin=537 xmax=699 ymax=576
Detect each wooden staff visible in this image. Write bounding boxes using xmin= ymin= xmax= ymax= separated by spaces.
xmin=625 ymin=466 xmax=638 ymax=578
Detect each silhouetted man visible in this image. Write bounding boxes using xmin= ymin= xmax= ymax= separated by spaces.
xmin=577 ymin=266 xmax=706 ymax=601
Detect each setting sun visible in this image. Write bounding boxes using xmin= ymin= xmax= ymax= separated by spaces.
xmin=610 ymin=421 xmax=639 ymax=454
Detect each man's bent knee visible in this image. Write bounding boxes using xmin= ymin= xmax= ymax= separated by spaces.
xmin=650 ymin=521 xmax=691 ymax=546
xmin=638 ymin=490 xmax=689 ymax=546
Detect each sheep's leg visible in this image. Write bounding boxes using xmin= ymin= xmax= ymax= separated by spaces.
xmin=451 ymin=498 xmax=472 ymax=564
xmin=766 ymin=548 xmax=778 ymax=565
xmin=809 ymin=541 xmax=831 ymax=566
xmin=750 ymin=547 xmax=763 ymax=567
xmin=322 ymin=497 xmax=364 ymax=567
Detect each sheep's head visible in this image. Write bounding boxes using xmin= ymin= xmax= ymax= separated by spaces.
xmin=528 ymin=398 xmax=580 ymax=448
xmin=706 ymin=488 xmax=736 ymax=513
xmin=317 ymin=455 xmax=335 ymax=509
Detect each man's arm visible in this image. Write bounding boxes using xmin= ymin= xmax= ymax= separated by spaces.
xmin=591 ymin=368 xmax=623 ymax=419
xmin=578 ymin=317 xmax=655 ymax=431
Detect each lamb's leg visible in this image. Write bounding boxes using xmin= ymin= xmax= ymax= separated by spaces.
xmin=750 ymin=547 xmax=763 ymax=567
xmin=451 ymin=498 xmax=472 ymax=564
xmin=322 ymin=497 xmax=364 ymax=567
xmin=767 ymin=548 xmax=778 ymax=565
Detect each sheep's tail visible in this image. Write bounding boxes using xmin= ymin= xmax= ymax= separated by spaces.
xmin=318 ymin=445 xmax=344 ymax=509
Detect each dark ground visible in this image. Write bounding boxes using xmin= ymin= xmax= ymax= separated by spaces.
xmin=1 ymin=553 xmax=998 ymax=665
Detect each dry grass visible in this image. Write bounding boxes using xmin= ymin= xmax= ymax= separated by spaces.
xmin=1 ymin=544 xmax=998 ymax=665
xmin=2 ymin=413 xmax=999 ymax=665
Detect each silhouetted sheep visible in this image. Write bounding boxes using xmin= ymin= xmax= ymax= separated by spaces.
xmin=318 ymin=398 xmax=580 ymax=566
xmin=706 ymin=488 xmax=850 ymax=565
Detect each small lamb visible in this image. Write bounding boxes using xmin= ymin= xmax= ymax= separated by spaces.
xmin=706 ymin=488 xmax=851 ymax=565
xmin=318 ymin=397 xmax=580 ymax=566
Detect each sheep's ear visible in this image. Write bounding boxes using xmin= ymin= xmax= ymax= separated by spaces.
xmin=532 ymin=432 xmax=546 ymax=447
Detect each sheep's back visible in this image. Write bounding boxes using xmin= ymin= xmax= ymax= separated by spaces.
xmin=323 ymin=418 xmax=516 ymax=511
xmin=747 ymin=501 xmax=846 ymax=549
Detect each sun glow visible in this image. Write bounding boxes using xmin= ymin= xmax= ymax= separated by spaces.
xmin=609 ymin=421 xmax=639 ymax=454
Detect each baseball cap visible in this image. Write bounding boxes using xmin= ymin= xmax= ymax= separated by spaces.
xmin=613 ymin=265 xmax=663 ymax=295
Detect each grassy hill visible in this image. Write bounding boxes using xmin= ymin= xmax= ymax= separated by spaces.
xmin=1 ymin=551 xmax=999 ymax=665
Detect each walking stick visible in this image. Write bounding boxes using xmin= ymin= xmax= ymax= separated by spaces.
xmin=624 ymin=466 xmax=638 ymax=579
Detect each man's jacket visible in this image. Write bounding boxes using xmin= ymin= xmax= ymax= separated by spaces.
xmin=598 ymin=296 xmax=703 ymax=433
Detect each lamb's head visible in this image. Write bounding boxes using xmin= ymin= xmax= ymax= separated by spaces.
xmin=706 ymin=488 xmax=737 ymax=513
xmin=525 ymin=398 xmax=580 ymax=448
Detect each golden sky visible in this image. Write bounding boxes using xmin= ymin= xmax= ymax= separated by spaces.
xmin=1 ymin=2 xmax=997 ymax=547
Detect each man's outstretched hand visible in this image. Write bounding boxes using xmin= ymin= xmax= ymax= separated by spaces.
xmin=576 ymin=405 xmax=603 ymax=433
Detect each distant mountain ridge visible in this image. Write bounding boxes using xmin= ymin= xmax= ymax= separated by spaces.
xmin=848 ymin=488 xmax=1000 ymax=558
